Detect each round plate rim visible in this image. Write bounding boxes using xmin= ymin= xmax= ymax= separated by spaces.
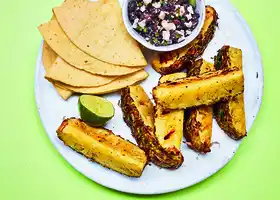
xmin=34 ymin=1 xmax=264 ymax=195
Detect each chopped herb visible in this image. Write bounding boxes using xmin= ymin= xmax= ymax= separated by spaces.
xmin=143 ymin=27 xmax=147 ymax=33
xmin=136 ymin=25 xmax=143 ymax=31
xmin=163 ymin=41 xmax=168 ymax=46
xmin=175 ymin=33 xmax=182 ymax=39
xmin=153 ymin=37 xmax=158 ymax=43
xmin=219 ymin=110 xmax=224 ymax=120
xmin=214 ymin=50 xmax=222 ymax=70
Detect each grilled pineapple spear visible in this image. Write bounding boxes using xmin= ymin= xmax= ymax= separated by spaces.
xmin=151 ymin=6 xmax=218 ymax=75
xmin=214 ymin=46 xmax=246 ymax=140
xmin=57 ymin=118 xmax=147 ymax=177
xmin=121 ymin=85 xmax=184 ymax=169
xmin=184 ymin=59 xmax=216 ymax=153
xmin=155 ymin=73 xmax=186 ymax=150
xmin=153 ymin=68 xmax=244 ymax=110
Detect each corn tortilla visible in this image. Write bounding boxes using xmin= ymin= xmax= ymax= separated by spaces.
xmin=38 ymin=19 xmax=144 ymax=76
xmin=53 ymin=84 xmax=74 ymax=100
xmin=42 ymin=41 xmax=57 ymax=70
xmin=53 ymin=0 xmax=147 ymax=66
xmin=51 ymin=70 xmax=149 ymax=94
xmin=42 ymin=42 xmax=72 ymax=100
xmin=45 ymin=57 xmax=118 ymax=87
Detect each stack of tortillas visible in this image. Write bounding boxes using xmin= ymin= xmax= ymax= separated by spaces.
xmin=38 ymin=0 xmax=148 ymax=100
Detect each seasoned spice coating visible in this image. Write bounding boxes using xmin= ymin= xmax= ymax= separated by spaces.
xmin=121 ymin=85 xmax=184 ymax=169
xmin=214 ymin=46 xmax=246 ymax=140
xmin=184 ymin=59 xmax=215 ymax=153
xmin=57 ymin=118 xmax=147 ymax=177
xmin=153 ymin=69 xmax=244 ymax=110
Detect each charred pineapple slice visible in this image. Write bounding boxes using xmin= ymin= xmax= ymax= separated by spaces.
xmin=185 ymin=106 xmax=213 ymax=153
xmin=184 ymin=59 xmax=215 ymax=153
xmin=214 ymin=46 xmax=242 ymax=71
xmin=57 ymin=118 xmax=147 ymax=177
xmin=152 ymin=6 xmax=218 ymax=75
xmin=155 ymin=73 xmax=186 ymax=150
xmin=153 ymin=69 xmax=244 ymax=110
xmin=158 ymin=72 xmax=187 ymax=84
xmin=121 ymin=85 xmax=184 ymax=169
xmin=214 ymin=46 xmax=246 ymax=140
xmin=188 ymin=59 xmax=216 ymax=76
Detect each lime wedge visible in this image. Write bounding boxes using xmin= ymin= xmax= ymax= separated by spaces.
xmin=78 ymin=95 xmax=115 ymax=127
xmin=189 ymin=0 xmax=196 ymax=7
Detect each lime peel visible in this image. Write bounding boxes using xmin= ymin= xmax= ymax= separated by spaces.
xmin=78 ymin=95 xmax=115 ymax=127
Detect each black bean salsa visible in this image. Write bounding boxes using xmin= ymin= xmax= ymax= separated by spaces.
xmin=128 ymin=0 xmax=199 ymax=46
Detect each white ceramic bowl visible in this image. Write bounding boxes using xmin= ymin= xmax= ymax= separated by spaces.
xmin=122 ymin=0 xmax=206 ymax=52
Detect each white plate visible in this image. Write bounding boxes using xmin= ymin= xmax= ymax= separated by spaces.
xmin=35 ymin=0 xmax=263 ymax=195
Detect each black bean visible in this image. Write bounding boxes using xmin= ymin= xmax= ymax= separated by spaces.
xmin=128 ymin=1 xmax=137 ymax=12
xmin=128 ymin=0 xmax=200 ymax=46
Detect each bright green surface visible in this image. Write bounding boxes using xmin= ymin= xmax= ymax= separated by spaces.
xmin=0 ymin=0 xmax=279 ymax=199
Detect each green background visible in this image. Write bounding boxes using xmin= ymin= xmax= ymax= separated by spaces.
xmin=0 ymin=0 xmax=279 ymax=199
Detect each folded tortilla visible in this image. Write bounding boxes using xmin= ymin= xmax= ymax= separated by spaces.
xmin=38 ymin=19 xmax=144 ymax=76
xmin=52 ymin=70 xmax=149 ymax=94
xmin=53 ymin=0 xmax=147 ymax=66
xmin=45 ymin=57 xmax=117 ymax=87
xmin=42 ymin=42 xmax=72 ymax=100
xmin=42 ymin=41 xmax=57 ymax=69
